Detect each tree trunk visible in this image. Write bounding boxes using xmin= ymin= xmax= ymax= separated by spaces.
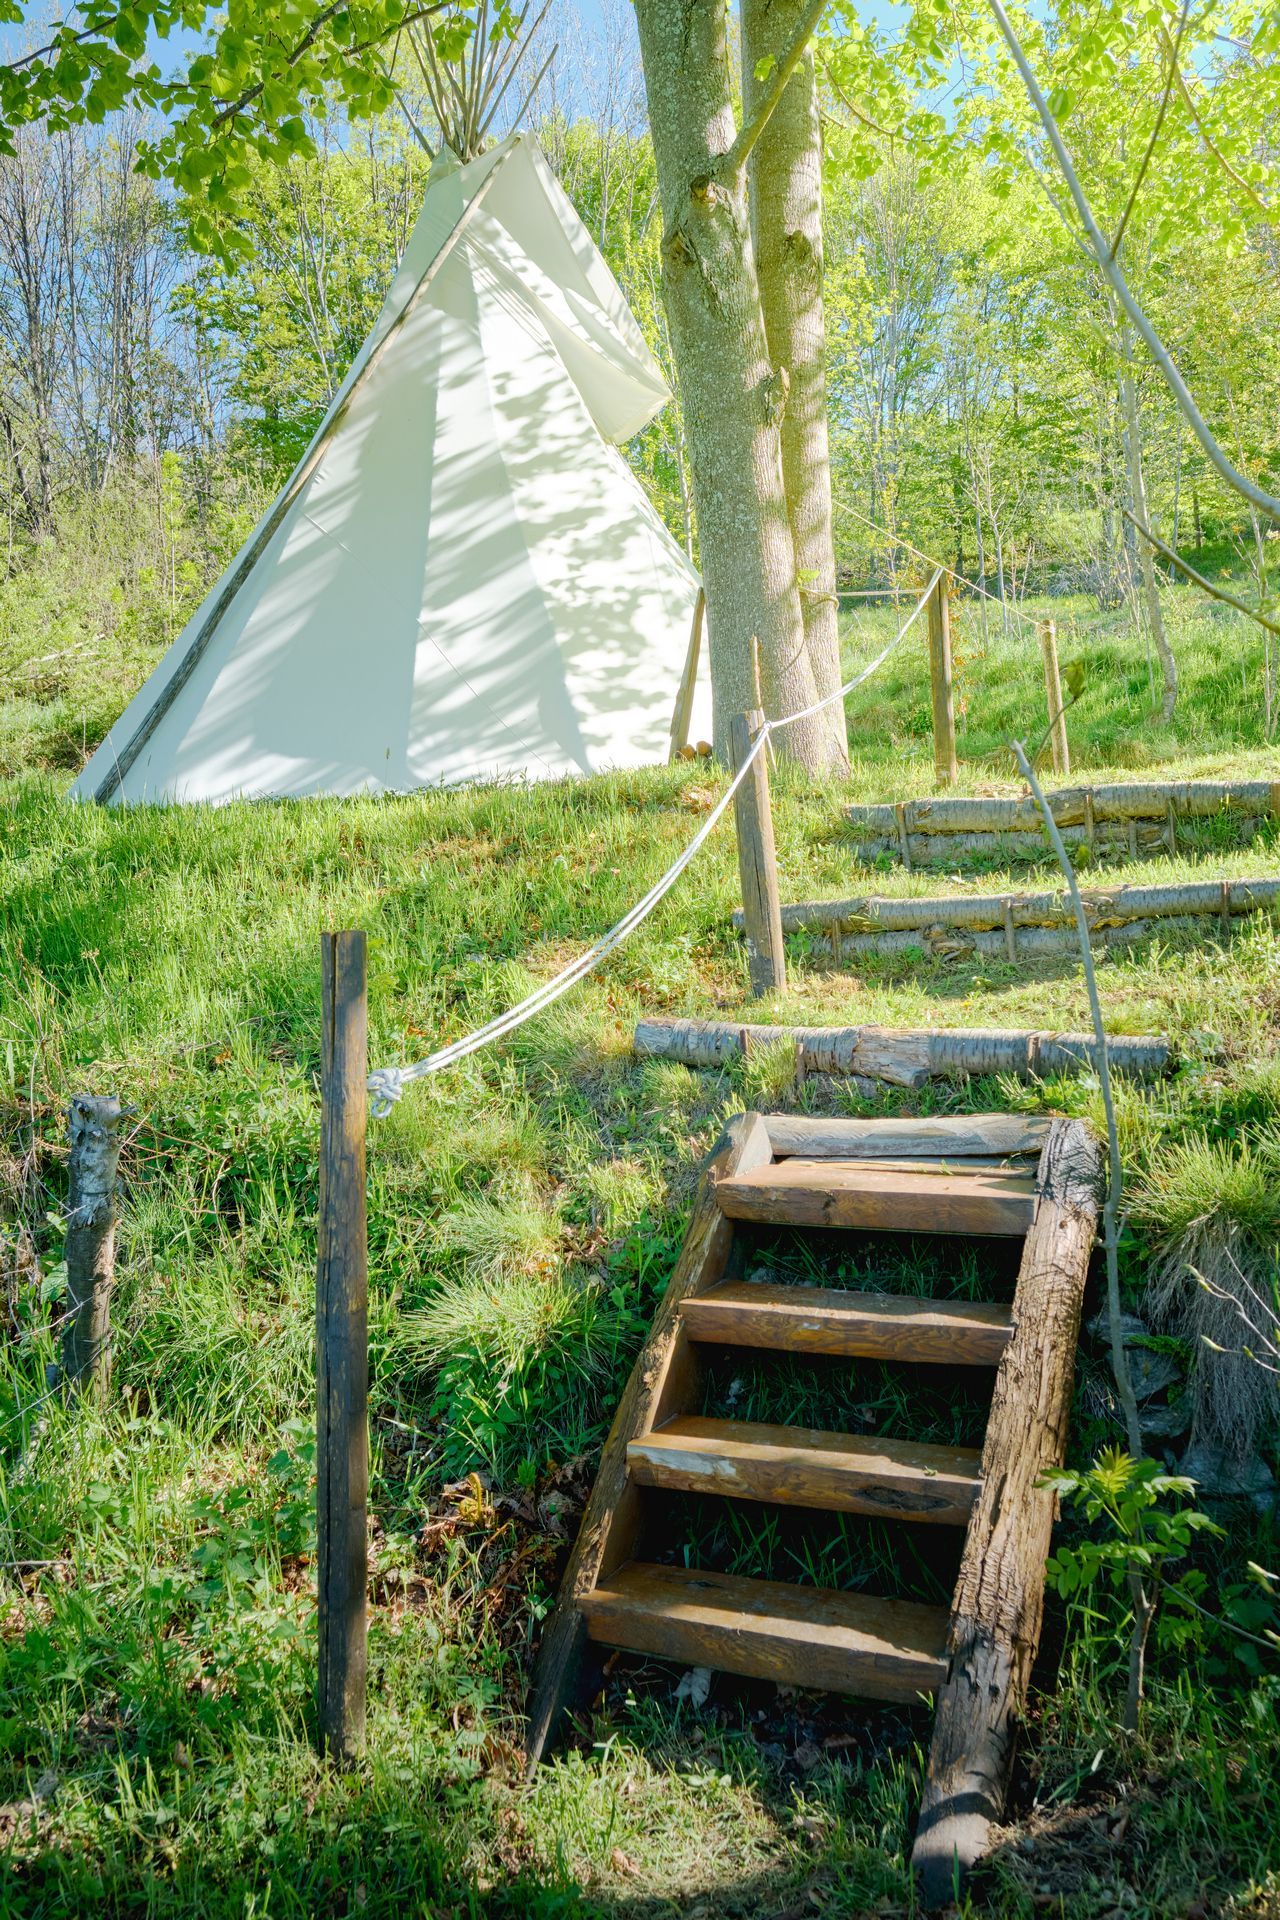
xmin=632 ymin=0 xmax=828 ymax=768
xmin=742 ymin=0 xmax=847 ymax=771
xmin=1118 ymin=321 xmax=1177 ymax=722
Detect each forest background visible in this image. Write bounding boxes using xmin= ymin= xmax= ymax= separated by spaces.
xmin=3 ymin=0 xmax=1279 ymax=780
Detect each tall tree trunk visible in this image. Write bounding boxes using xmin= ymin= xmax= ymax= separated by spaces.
xmin=742 ymin=0 xmax=847 ymax=771
xmin=1118 ymin=320 xmax=1176 ymax=722
xmin=632 ymin=0 xmax=829 ymax=768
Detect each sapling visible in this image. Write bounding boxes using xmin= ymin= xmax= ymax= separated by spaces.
xmin=1011 ymin=738 xmax=1154 ymax=1728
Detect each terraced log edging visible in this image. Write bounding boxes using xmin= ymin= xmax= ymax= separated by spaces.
xmin=634 ymin=1018 xmax=1170 ymax=1087
xmin=731 ymin=875 xmax=1280 ymax=962
xmin=846 ymin=778 xmax=1280 ymax=868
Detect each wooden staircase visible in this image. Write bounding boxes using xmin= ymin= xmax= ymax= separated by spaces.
xmin=525 ymin=1109 xmax=1102 ymax=1906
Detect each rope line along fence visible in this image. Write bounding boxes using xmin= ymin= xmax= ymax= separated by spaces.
xmin=831 ymin=494 xmax=1072 ymax=779
xmin=831 ymin=492 xmax=1042 ymax=633
xmin=307 ymin=572 xmax=940 ymax=1755
xmin=364 ymin=568 xmax=941 ymax=1116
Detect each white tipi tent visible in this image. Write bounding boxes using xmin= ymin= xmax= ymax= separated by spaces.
xmin=75 ymin=133 xmax=709 ymax=805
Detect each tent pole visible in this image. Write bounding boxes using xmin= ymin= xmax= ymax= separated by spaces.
xmin=667 ymin=586 xmax=705 ymax=761
xmin=93 ymin=143 xmax=520 ymax=803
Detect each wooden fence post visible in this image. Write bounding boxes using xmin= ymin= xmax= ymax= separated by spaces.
xmin=317 ymin=929 xmax=369 ymax=1763
xmin=730 ymin=710 xmax=787 ymax=998
xmin=668 ymin=587 xmax=705 ymax=761
xmin=1039 ymin=618 xmax=1070 ymax=776
xmin=928 ymin=574 xmax=958 ymax=788
xmin=60 ymin=1095 xmax=125 ymax=1396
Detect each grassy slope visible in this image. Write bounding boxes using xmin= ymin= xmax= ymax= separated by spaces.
xmin=0 ymin=577 xmax=1278 ymax=1917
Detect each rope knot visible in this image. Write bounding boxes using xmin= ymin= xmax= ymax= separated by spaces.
xmin=367 ymin=1067 xmax=406 ymax=1119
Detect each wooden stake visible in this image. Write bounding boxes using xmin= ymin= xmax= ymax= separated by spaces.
xmin=927 ymin=575 xmax=958 ymax=788
xmin=730 ymin=710 xmax=786 ymax=998
xmin=895 ymin=801 xmax=913 ymax=871
xmin=60 ymin=1095 xmax=125 ymax=1397
xmin=667 ymin=587 xmax=705 ymax=761
xmin=1038 ymin=620 xmax=1070 ymax=777
xmin=317 ymin=930 xmax=369 ymax=1763
xmin=793 ymin=1038 xmax=810 ymax=1098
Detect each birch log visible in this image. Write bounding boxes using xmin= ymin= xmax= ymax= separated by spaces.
xmin=811 ymin=913 xmax=1266 ymax=961
xmin=846 ymin=777 xmax=1279 ymax=839
xmin=60 ymin=1094 xmax=126 ymax=1396
xmin=744 ymin=875 xmax=1280 ymax=940
xmin=633 ymin=1018 xmax=1170 ymax=1085
xmin=848 ymin=821 xmax=1203 ymax=867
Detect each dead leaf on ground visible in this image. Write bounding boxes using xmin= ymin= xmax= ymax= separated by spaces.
xmin=681 ymin=785 xmax=718 ymax=813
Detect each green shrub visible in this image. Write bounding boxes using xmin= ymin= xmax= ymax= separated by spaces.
xmin=1133 ymin=1130 xmax=1280 ymax=1457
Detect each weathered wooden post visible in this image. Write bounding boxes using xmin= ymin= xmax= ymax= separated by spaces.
xmin=667 ymin=587 xmax=705 ymax=762
xmin=927 ymin=574 xmax=958 ymax=788
xmin=60 ymin=1095 xmax=125 ymax=1396
xmin=729 ymin=710 xmax=786 ymax=998
xmin=316 ymin=929 xmax=369 ymax=1762
xmin=1039 ymin=618 xmax=1070 ymax=776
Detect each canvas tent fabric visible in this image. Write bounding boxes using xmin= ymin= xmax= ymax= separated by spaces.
xmin=73 ymin=133 xmax=709 ymax=806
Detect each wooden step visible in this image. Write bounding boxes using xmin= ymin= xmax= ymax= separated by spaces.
xmin=580 ymin=1560 xmax=949 ymax=1704
xmin=628 ymin=1415 xmax=980 ymax=1525
xmin=716 ymin=1158 xmax=1036 ymax=1237
xmin=682 ymin=1279 xmax=1013 ymax=1366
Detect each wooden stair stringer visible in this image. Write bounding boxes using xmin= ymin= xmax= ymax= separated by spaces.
xmin=523 ymin=1110 xmax=772 ymax=1769
xmin=912 ymin=1116 xmax=1103 ymax=1907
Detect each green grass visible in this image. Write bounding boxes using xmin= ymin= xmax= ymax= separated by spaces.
xmin=1 ymin=564 xmax=1279 ymax=1915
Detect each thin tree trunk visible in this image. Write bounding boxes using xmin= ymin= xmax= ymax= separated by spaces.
xmin=1171 ymin=420 xmax=1184 ymax=550
xmin=632 ymin=0 xmax=828 ymax=768
xmin=742 ymin=0 xmax=847 ymax=771
xmin=1118 ymin=320 xmax=1176 ymax=722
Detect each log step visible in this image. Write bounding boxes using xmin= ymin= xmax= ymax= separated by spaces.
xmin=682 ymin=1279 xmax=1014 ymax=1366
xmin=580 ymin=1561 xmax=949 ymax=1703
xmin=716 ymin=1159 xmax=1036 ymax=1237
xmin=628 ymin=1415 xmax=980 ymax=1525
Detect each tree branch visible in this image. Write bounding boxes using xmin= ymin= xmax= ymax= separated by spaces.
xmin=3 ymin=12 xmax=128 ymax=75
xmin=1161 ymin=21 xmax=1274 ymax=219
xmin=722 ymin=0 xmax=829 ymax=177
xmin=208 ymin=2 xmax=443 ymax=134
xmin=984 ymin=0 xmax=1280 ymax=526
xmin=1123 ymin=506 xmax=1280 ymax=639
xmin=820 ymin=64 xmax=896 ymax=143
xmin=1109 ymin=0 xmax=1191 ymax=260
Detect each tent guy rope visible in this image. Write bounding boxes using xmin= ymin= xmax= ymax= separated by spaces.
xmin=831 ymin=492 xmax=1041 ymax=632
xmin=366 ymin=570 xmax=941 ymax=1116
